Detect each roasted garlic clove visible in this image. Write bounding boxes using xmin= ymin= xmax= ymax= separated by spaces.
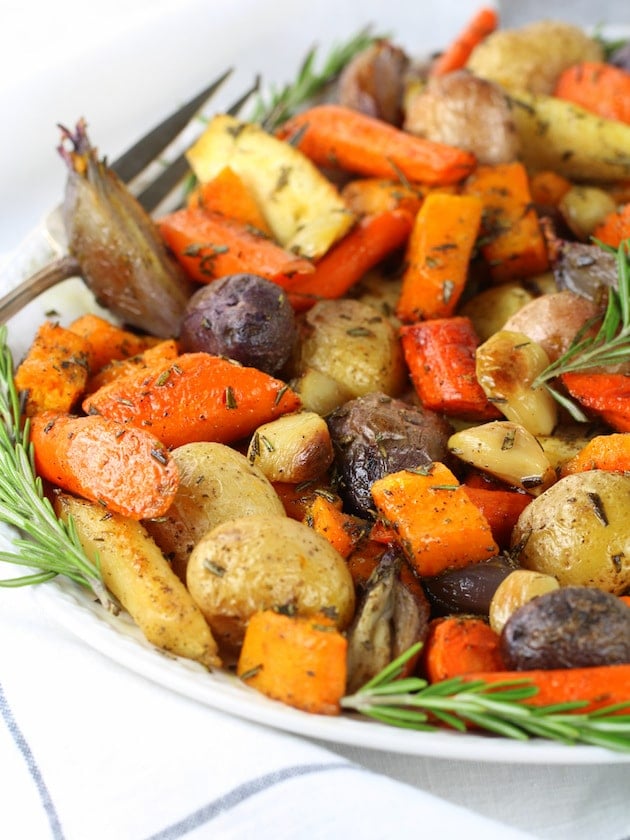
xmin=59 ymin=120 xmax=194 ymax=337
xmin=475 ymin=330 xmax=558 ymax=435
xmin=448 ymin=420 xmax=556 ymax=496
xmin=489 ymin=568 xmax=559 ymax=634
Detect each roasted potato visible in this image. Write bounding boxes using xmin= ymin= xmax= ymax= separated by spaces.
xmin=186 ymin=514 xmax=356 ymax=652
xmin=512 ymin=470 xmax=630 ymax=593
xmin=145 ymin=442 xmax=286 ymax=581
xmin=185 ymin=114 xmax=355 ymax=259
xmin=55 ymin=493 xmax=221 ymax=668
xmin=458 ymin=282 xmax=535 ymax=342
xmin=298 ymin=298 xmax=407 ymax=398
xmin=247 ymin=411 xmax=334 ymax=483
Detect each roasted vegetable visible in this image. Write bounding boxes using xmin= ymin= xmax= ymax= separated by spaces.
xmin=179 ymin=274 xmax=297 ymax=375
xmin=59 ymin=121 xmax=194 ymax=337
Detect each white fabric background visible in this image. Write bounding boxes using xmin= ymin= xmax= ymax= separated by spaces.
xmin=1 ymin=2 xmax=629 ymax=838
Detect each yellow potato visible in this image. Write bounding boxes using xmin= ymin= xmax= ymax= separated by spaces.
xmin=186 ymin=114 xmax=355 ymax=258
xmin=512 ymin=470 xmax=630 ymax=593
xmin=144 ymin=442 xmax=285 ymax=582
xmin=55 ymin=493 xmax=221 ymax=668
xmin=186 ymin=514 xmax=356 ymax=652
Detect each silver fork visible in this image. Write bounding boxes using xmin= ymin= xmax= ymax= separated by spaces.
xmin=0 ymin=70 xmax=258 ymax=323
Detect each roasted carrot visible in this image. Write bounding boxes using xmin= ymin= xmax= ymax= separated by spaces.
xmin=67 ymin=313 xmax=159 ymax=374
xmin=237 ymin=610 xmax=348 ymax=715
xmin=396 ymin=192 xmax=483 ymax=322
xmin=463 ymin=162 xmax=549 ymax=281
xmin=370 ymin=462 xmax=499 ymax=577
xmin=158 ymin=207 xmax=313 ymax=287
xmin=277 ymin=104 xmax=477 ymax=186
xmin=14 ymin=321 xmax=89 ymax=416
xmin=528 ymin=170 xmax=572 ymax=208
xmin=559 ymin=432 xmax=630 ymax=476
xmin=305 ymin=494 xmax=367 ymax=559
xmin=462 ymin=483 xmax=532 ymax=548
xmin=422 ymin=616 xmax=505 ymax=682
xmin=462 ymin=664 xmax=630 ymax=714
xmin=430 ymin=6 xmax=499 ymax=77
xmin=287 ymin=210 xmax=413 ymax=312
xmin=621 ymin=595 xmax=630 ymax=608
xmin=271 ymin=478 xmax=337 ymax=520
xmin=85 ymin=339 xmax=180 ymax=393
xmin=30 ymin=411 xmax=179 ymax=520
xmin=400 ymin=316 xmax=502 ymax=419
xmin=592 ymin=203 xmax=630 ymax=248
xmin=83 ymin=352 xmax=301 ymax=449
xmin=554 ymin=61 xmax=630 ymax=125
xmin=186 ymin=165 xmax=272 ymax=235
xmin=341 ymin=178 xmax=427 ymax=218
xmin=561 ymin=372 xmax=630 ymax=432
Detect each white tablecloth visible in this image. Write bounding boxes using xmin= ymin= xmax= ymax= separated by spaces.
xmin=1 ymin=2 xmax=629 ymax=838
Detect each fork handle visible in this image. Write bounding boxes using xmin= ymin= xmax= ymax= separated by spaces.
xmin=0 ymin=255 xmax=81 ymax=323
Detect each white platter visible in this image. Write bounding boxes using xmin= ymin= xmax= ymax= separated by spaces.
xmin=2 ymin=7 xmax=630 ymax=768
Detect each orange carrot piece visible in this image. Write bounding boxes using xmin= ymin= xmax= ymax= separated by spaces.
xmin=30 ymin=411 xmax=179 ymax=520
xmin=14 ymin=321 xmax=89 ymax=416
xmin=237 ymin=610 xmax=347 ymax=715
xmin=271 ymin=479 xmax=337 ymax=520
xmin=341 ymin=178 xmax=427 ymax=218
xmin=396 ymin=192 xmax=483 ymax=322
xmin=560 ymin=432 xmax=630 ymax=476
xmin=462 ymin=484 xmax=532 ymax=548
xmin=187 ymin=165 xmax=272 ymax=235
xmin=592 ymin=203 xmax=630 ymax=248
xmin=462 ymin=664 xmax=630 ymax=714
xmin=400 ymin=316 xmax=502 ymax=419
xmin=430 ymin=6 xmax=499 ymax=77
xmin=305 ymin=494 xmax=367 ymax=559
xmin=83 ymin=352 xmax=301 ymax=449
xmin=370 ymin=462 xmax=499 ymax=577
xmin=554 ymin=61 xmax=630 ymax=125
xmin=277 ymin=104 xmax=477 ymax=186
xmin=561 ymin=372 xmax=630 ymax=432
xmin=158 ymin=207 xmax=313 ymax=287
xmin=422 ymin=616 xmax=505 ymax=682
xmin=529 ymin=170 xmax=572 ymax=208
xmin=463 ymin=162 xmax=549 ymax=281
xmin=287 ymin=210 xmax=413 ymax=312
xmin=621 ymin=595 xmax=630 ymax=608
xmin=86 ymin=339 xmax=180 ymax=393
xmin=68 ymin=313 xmax=159 ymax=374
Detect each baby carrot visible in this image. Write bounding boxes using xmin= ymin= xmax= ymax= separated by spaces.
xmin=422 ymin=616 xmax=505 ymax=682
xmin=430 ymin=6 xmax=499 ymax=77
xmin=67 ymin=313 xmax=159 ymax=374
xmin=592 ymin=203 xmax=630 ymax=248
xmin=277 ymin=104 xmax=476 ymax=186
xmin=554 ymin=61 xmax=630 ymax=125
xmin=287 ymin=210 xmax=413 ymax=311
xmin=83 ymin=352 xmax=301 ymax=449
xmin=396 ymin=192 xmax=483 ymax=322
xmin=186 ymin=165 xmax=272 ymax=235
xmin=305 ymin=494 xmax=367 ymax=559
xmin=30 ymin=411 xmax=179 ymax=520
xmin=158 ymin=207 xmax=314 ymax=288
xmin=561 ymin=372 xmax=630 ymax=432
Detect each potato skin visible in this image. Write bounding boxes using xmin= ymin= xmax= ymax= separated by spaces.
xmin=186 ymin=514 xmax=356 ymax=652
xmin=145 ymin=442 xmax=285 ymax=582
xmin=512 ymin=470 xmax=630 ymax=594
xmin=501 ymin=587 xmax=630 ymax=670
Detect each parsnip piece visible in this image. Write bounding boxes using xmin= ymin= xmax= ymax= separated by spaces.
xmin=55 ymin=493 xmax=221 ymax=668
xmin=291 ymin=367 xmax=354 ymax=416
xmin=476 ymin=330 xmax=558 ymax=436
xmin=489 ymin=569 xmax=559 ymax=634
xmin=458 ymin=282 xmax=534 ymax=342
xmin=448 ymin=420 xmax=556 ymax=496
xmin=186 ymin=114 xmax=355 ymax=259
xmin=508 ymin=92 xmax=630 ymax=182
xmin=248 ymin=411 xmax=334 ymax=483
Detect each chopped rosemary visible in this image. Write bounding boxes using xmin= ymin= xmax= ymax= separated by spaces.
xmin=0 ymin=327 xmax=113 ymax=609
xmin=532 ymin=241 xmax=630 ymax=419
xmin=342 ymin=643 xmax=630 ymax=752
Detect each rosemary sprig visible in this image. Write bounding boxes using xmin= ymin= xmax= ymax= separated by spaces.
xmin=249 ymin=27 xmax=382 ymax=130
xmin=0 ymin=326 xmax=114 ymax=610
xmin=342 ymin=643 xmax=630 ymax=752
xmin=532 ymin=241 xmax=630 ymax=418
